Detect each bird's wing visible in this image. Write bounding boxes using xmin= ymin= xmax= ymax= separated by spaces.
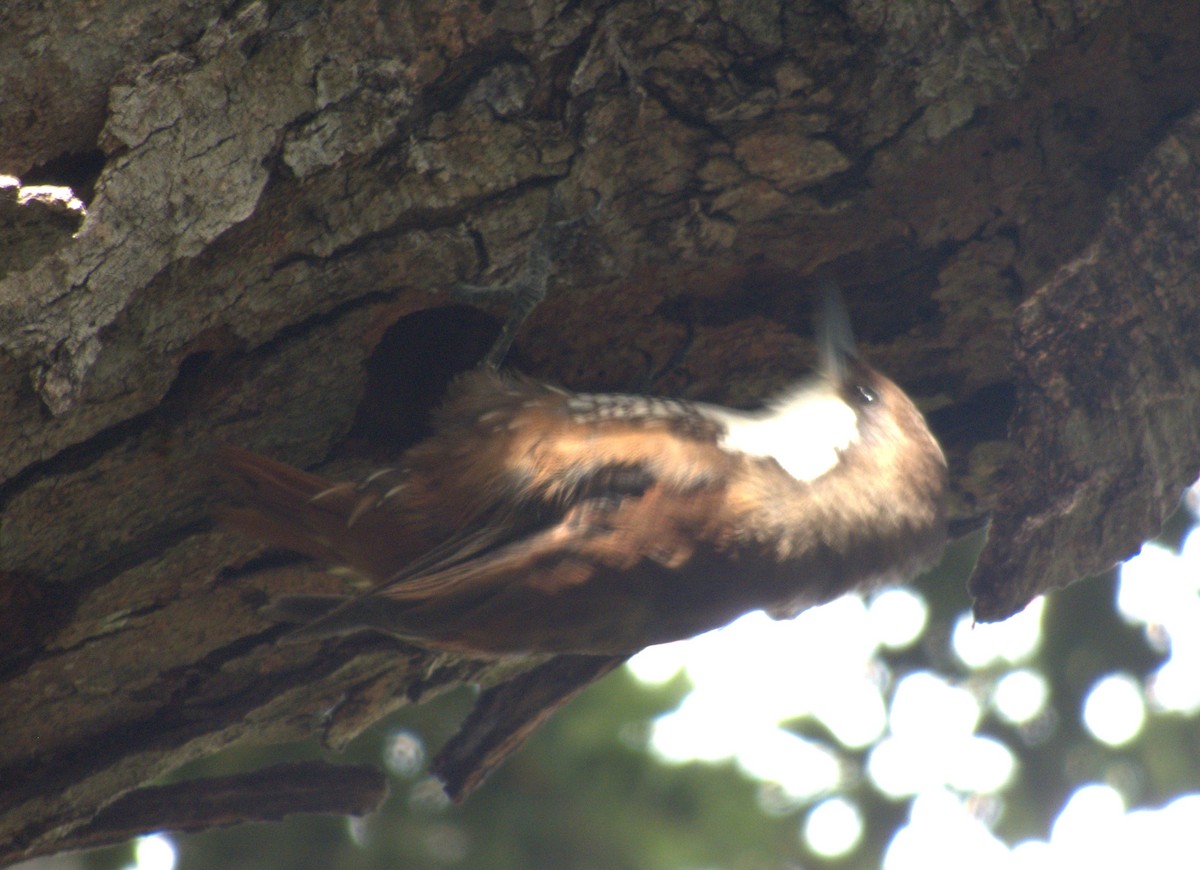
xmin=285 ymin=476 xmax=728 ymax=653
xmin=275 ymin=397 xmax=741 ymax=652
xmin=368 ymin=372 xmax=741 ymax=589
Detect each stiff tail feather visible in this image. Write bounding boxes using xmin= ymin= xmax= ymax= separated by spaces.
xmin=214 ymin=444 xmax=418 ymax=583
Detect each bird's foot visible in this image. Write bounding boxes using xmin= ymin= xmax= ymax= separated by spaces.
xmin=455 ymin=187 xmax=601 ymax=370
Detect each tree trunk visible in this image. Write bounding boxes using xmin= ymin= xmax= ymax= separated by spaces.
xmin=3 ymin=0 xmax=1200 ymax=863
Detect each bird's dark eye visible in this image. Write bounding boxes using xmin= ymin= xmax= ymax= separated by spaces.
xmin=854 ymin=385 xmax=878 ymax=405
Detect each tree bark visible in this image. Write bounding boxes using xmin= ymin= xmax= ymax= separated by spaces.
xmin=3 ymin=0 xmax=1200 ymax=863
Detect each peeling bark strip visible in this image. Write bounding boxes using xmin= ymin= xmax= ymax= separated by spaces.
xmin=3 ymin=0 xmax=1200 ymax=864
xmin=8 ymin=763 xmax=388 ymax=865
xmin=970 ymin=113 xmax=1200 ymax=621
xmin=433 ymin=654 xmax=629 ymax=801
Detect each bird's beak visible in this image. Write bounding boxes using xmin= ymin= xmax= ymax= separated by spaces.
xmin=817 ymin=278 xmax=858 ymax=387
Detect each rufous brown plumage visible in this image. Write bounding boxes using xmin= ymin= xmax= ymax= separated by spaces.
xmin=220 ymin=296 xmax=947 ymax=656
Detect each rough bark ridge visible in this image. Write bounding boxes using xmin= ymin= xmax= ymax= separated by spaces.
xmin=2 ymin=0 xmax=1200 ymax=863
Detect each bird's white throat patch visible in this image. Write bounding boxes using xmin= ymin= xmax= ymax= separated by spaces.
xmin=701 ymin=384 xmax=859 ymax=482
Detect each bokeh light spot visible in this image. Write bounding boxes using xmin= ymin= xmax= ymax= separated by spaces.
xmin=129 ymin=834 xmax=176 ymax=870
xmin=952 ymin=598 xmax=1044 ymax=669
xmin=992 ymin=669 xmax=1049 ymax=725
xmin=805 ymin=797 xmax=864 ymax=858
xmin=1083 ymin=673 xmax=1146 ymax=746
xmin=868 ymin=588 xmax=928 ymax=650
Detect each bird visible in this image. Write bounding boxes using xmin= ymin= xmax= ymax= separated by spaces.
xmin=218 ymin=290 xmax=947 ymax=657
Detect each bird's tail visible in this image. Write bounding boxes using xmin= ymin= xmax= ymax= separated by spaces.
xmin=214 ymin=444 xmax=420 ymax=583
